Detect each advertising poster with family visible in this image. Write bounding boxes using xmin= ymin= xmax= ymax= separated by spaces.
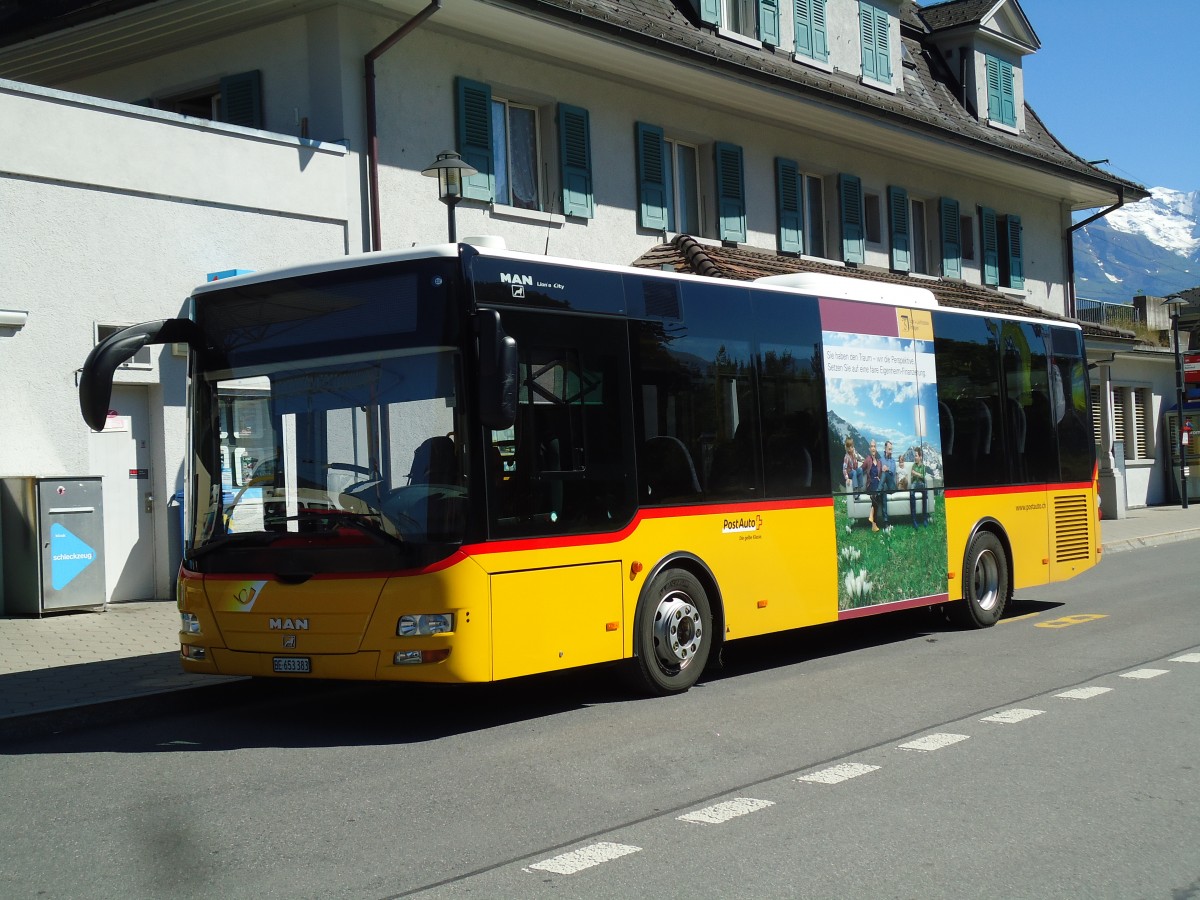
xmin=819 ymin=299 xmax=949 ymax=614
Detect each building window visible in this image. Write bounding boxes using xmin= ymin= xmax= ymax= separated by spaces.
xmin=777 ymin=161 xmax=826 ymax=256
xmin=97 ymin=325 xmax=151 ymax=369
xmin=859 ymin=1 xmax=892 ymax=85
xmin=986 ymin=55 xmax=1017 ymax=128
xmin=864 ymin=192 xmax=881 ymax=244
xmin=455 ymin=78 xmax=593 ymax=217
xmin=961 ymin=213 xmax=975 ymax=261
xmin=636 ymin=123 xmax=701 ymax=234
xmin=493 ymin=98 xmax=541 ymax=210
xmin=703 ymin=0 xmax=779 ymax=45
xmin=1116 ymin=386 xmax=1152 ymax=461
xmin=142 ymin=70 xmax=263 ymax=129
xmin=665 ymin=139 xmax=701 ymax=234
xmin=794 ymin=0 xmax=829 ymax=62
xmin=910 ymin=198 xmax=929 ymax=274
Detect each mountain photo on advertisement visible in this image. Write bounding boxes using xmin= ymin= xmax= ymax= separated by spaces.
xmin=1074 ymin=187 xmax=1199 ymax=305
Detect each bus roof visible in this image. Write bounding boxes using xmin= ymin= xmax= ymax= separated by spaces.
xmin=754 ymin=272 xmax=938 ymax=309
xmin=188 ymin=239 xmax=1077 ymax=332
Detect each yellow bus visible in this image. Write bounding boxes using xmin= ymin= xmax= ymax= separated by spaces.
xmin=79 ymin=242 xmax=1099 ymax=694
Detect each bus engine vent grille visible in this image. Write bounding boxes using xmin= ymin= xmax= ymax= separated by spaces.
xmin=1052 ymin=493 xmax=1091 ymax=562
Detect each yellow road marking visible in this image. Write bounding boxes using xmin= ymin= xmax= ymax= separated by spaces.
xmin=1035 ymin=614 xmax=1109 ymax=629
xmin=1002 ymin=611 xmax=1041 ymax=623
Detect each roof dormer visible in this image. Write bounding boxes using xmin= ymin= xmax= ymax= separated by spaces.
xmin=920 ymin=0 xmax=1040 ymax=133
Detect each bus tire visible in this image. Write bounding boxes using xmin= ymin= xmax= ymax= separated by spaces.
xmin=631 ymin=568 xmax=712 ymax=695
xmin=953 ymin=531 xmax=1009 ymax=628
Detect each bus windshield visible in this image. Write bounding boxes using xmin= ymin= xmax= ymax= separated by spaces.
xmin=187 ymin=261 xmax=468 ymax=568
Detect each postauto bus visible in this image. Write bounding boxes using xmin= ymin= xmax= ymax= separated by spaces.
xmin=79 ymin=241 xmax=1098 ymax=694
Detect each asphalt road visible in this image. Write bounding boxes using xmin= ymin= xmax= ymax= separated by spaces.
xmin=1 ymin=542 xmax=1198 ymax=899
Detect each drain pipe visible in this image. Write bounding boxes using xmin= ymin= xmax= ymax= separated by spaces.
xmin=365 ymin=0 xmax=442 ymax=252
xmin=1065 ymin=185 xmax=1124 ymax=319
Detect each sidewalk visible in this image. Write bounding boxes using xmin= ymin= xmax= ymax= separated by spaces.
xmin=3 ymin=505 xmax=1199 ymax=738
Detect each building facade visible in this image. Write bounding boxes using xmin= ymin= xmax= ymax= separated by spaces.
xmin=0 ymin=0 xmax=1145 ymax=607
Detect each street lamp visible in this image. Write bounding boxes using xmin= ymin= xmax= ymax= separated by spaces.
xmin=1165 ymin=295 xmax=1189 ymax=508
xmin=421 ymin=151 xmax=477 ymax=243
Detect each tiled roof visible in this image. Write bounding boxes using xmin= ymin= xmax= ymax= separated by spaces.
xmin=918 ymin=0 xmax=997 ymax=31
xmin=513 ymin=0 xmax=1142 ymax=200
xmin=630 ymin=234 xmax=1136 ymax=341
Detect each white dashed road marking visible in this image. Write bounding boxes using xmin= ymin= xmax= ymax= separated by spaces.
xmin=1169 ymin=653 xmax=1200 ymax=663
xmin=1056 ymin=686 xmax=1113 ymax=700
xmin=527 ymin=842 xmax=641 ymax=875
xmin=677 ymin=797 xmax=774 ymax=824
xmin=1121 ymin=668 xmax=1169 ymax=680
xmin=981 ymin=708 xmax=1044 ymax=724
xmin=898 ymin=733 xmax=970 ymax=752
xmin=797 ymin=762 xmax=881 ymax=784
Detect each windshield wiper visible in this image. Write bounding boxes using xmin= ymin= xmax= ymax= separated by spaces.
xmin=187 ymin=530 xmax=288 ymax=559
xmin=265 ymin=509 xmax=406 ymax=547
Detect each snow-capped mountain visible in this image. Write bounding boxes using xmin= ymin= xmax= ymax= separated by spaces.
xmin=1074 ymin=187 xmax=1200 ymax=305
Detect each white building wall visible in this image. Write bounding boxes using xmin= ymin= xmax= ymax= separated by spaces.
xmin=0 ymin=79 xmax=356 ymax=601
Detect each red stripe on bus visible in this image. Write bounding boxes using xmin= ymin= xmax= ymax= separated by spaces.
xmin=943 ymin=481 xmax=1093 ymax=499
xmin=838 ymin=593 xmax=950 ymax=620
xmin=459 ymin=497 xmax=833 ymax=558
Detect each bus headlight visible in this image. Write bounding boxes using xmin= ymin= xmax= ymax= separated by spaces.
xmin=397 ymin=614 xmax=454 ymax=636
xmin=180 ymin=612 xmax=202 ymax=635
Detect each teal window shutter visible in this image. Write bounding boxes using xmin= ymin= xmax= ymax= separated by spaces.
xmin=455 ymin=77 xmax=495 ymax=203
xmin=776 ymin=158 xmax=804 ymax=255
xmin=759 ymin=0 xmax=780 ymax=47
xmin=980 ymin=206 xmax=999 ymax=286
xmin=635 ymin=122 xmax=668 ymax=231
xmin=986 ymin=56 xmax=1017 ymax=127
xmin=795 ymin=0 xmax=814 ymax=57
xmin=557 ymin=104 xmax=593 ymax=219
xmin=939 ymin=197 xmax=962 ymax=279
xmin=697 ymin=0 xmax=721 ymax=26
xmin=839 ymin=173 xmax=864 ymax=264
xmin=715 ymin=142 xmax=746 ymax=243
xmin=1004 ymin=214 xmax=1024 ymax=289
xmin=812 ymin=0 xmax=829 ymax=61
xmin=220 ymin=71 xmax=263 ymax=128
xmin=795 ymin=0 xmax=828 ymax=61
xmin=859 ymin=3 xmax=890 ymax=82
xmin=887 ymin=186 xmax=910 ymax=272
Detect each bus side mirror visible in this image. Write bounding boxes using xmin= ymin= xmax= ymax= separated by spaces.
xmin=475 ymin=310 xmax=518 ymax=431
xmin=79 ymin=318 xmax=204 ymax=431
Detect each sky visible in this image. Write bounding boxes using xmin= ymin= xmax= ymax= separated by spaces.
xmin=1018 ymin=0 xmax=1197 ymax=194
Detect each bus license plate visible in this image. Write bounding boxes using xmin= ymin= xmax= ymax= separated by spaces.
xmin=273 ymin=657 xmax=311 ymax=673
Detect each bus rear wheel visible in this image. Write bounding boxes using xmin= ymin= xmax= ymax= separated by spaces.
xmin=953 ymin=531 xmax=1009 ymax=628
xmin=632 ymin=568 xmax=712 ymax=696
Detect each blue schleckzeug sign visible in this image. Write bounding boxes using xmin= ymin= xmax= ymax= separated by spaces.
xmin=50 ymin=523 xmax=98 ymax=590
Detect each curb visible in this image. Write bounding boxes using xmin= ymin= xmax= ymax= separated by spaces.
xmin=0 ymin=679 xmax=250 ymax=745
xmin=1101 ymin=529 xmax=1200 ymax=555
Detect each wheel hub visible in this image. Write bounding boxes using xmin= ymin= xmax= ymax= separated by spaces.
xmin=973 ymin=549 xmax=1000 ymax=611
xmin=652 ymin=591 xmax=703 ymax=670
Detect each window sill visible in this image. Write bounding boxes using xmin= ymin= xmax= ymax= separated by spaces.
xmin=793 ymin=54 xmax=833 ymax=74
xmin=906 ymin=272 xmax=939 ymax=281
xmin=801 ymin=254 xmax=843 ymax=267
xmin=718 ymin=27 xmax=762 ymax=49
xmin=859 ymin=75 xmax=897 ymax=94
xmin=490 ymin=204 xmax=565 ymax=226
xmin=998 ymin=286 xmax=1028 ymax=298
xmin=987 ymin=118 xmax=1019 ymax=135
xmin=1122 ymin=459 xmax=1156 ymax=469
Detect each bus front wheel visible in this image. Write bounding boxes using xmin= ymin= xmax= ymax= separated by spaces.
xmin=632 ymin=568 xmax=712 ymax=695
xmin=954 ymin=531 xmax=1009 ymax=628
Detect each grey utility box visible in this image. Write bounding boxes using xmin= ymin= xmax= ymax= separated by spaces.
xmin=0 ymin=477 xmax=106 ymax=616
